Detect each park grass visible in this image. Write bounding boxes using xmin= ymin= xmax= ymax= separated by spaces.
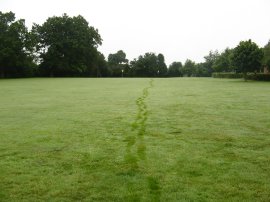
xmin=0 ymin=77 xmax=270 ymax=201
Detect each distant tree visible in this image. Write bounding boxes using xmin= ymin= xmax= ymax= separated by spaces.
xmin=108 ymin=50 xmax=129 ymax=77
xmin=182 ymin=59 xmax=196 ymax=77
xmin=203 ymin=50 xmax=219 ymax=75
xmin=94 ymin=52 xmax=109 ymax=77
xmin=108 ymin=50 xmax=128 ymax=65
xmin=231 ymin=39 xmax=263 ymax=80
xmin=0 ymin=11 xmax=35 ymax=78
xmin=130 ymin=52 xmax=167 ymax=77
xmin=168 ymin=62 xmax=182 ymax=77
xmin=33 ymin=14 xmax=102 ymax=77
xmin=157 ymin=53 xmax=167 ymax=76
xmin=262 ymin=40 xmax=270 ymax=68
xmin=212 ymin=48 xmax=233 ymax=72
xmin=196 ymin=63 xmax=211 ymax=77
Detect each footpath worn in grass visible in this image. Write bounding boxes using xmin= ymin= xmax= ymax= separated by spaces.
xmin=0 ymin=78 xmax=270 ymax=201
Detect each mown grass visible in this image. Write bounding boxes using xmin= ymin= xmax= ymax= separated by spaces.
xmin=0 ymin=78 xmax=270 ymax=201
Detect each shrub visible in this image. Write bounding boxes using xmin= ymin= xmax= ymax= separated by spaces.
xmin=212 ymin=72 xmax=243 ymax=79
xmin=246 ymin=73 xmax=270 ymax=81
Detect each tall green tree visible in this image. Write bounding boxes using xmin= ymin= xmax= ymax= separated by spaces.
xmin=231 ymin=39 xmax=263 ymax=79
xmin=93 ymin=52 xmax=109 ymax=77
xmin=196 ymin=63 xmax=211 ymax=77
xmin=262 ymin=40 xmax=270 ymax=68
xmin=157 ymin=53 xmax=167 ymax=76
xmin=130 ymin=53 xmax=167 ymax=77
xmin=0 ymin=11 xmax=35 ymax=78
xmin=33 ymin=14 xmax=102 ymax=77
xmin=108 ymin=50 xmax=128 ymax=65
xmin=203 ymin=50 xmax=219 ymax=75
xmin=108 ymin=50 xmax=129 ymax=77
xmin=168 ymin=62 xmax=182 ymax=77
xmin=182 ymin=59 xmax=196 ymax=77
xmin=212 ymin=48 xmax=233 ymax=72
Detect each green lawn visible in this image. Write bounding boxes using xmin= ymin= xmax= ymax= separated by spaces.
xmin=0 ymin=78 xmax=270 ymax=201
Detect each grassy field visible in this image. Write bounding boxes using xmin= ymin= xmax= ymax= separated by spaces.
xmin=0 ymin=78 xmax=270 ymax=201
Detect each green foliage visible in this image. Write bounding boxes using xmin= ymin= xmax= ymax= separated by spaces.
xmin=212 ymin=48 xmax=233 ymax=72
xmin=212 ymin=72 xmax=270 ymax=81
xmin=195 ymin=63 xmax=212 ymax=77
xmin=0 ymin=11 xmax=35 ymax=78
xmin=203 ymin=50 xmax=219 ymax=75
xmin=246 ymin=73 xmax=270 ymax=81
xmin=182 ymin=59 xmax=196 ymax=76
xmin=212 ymin=72 xmax=243 ymax=78
xmin=95 ymin=52 xmax=110 ymax=77
xmin=108 ymin=50 xmax=128 ymax=65
xmin=1 ymin=78 xmax=270 ymax=201
xmin=33 ymin=14 xmax=102 ymax=77
xmin=157 ymin=53 xmax=168 ymax=76
xmin=130 ymin=53 xmax=167 ymax=77
xmin=231 ymin=40 xmax=264 ymax=76
xmin=108 ymin=50 xmax=129 ymax=77
xmin=262 ymin=40 xmax=270 ymax=67
xmin=168 ymin=62 xmax=182 ymax=77
xmin=182 ymin=51 xmax=221 ymax=77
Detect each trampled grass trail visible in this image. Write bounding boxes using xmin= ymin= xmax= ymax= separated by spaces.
xmin=124 ymin=79 xmax=160 ymax=201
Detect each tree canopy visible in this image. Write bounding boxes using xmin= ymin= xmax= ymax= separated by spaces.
xmin=107 ymin=50 xmax=129 ymax=77
xmin=33 ymin=13 xmax=102 ymax=77
xmin=130 ymin=53 xmax=167 ymax=77
xmin=0 ymin=11 xmax=35 ymax=78
xmin=263 ymin=41 xmax=270 ymax=68
xmin=182 ymin=59 xmax=196 ymax=77
xmin=212 ymin=48 xmax=233 ymax=72
xmin=202 ymin=50 xmax=219 ymax=75
xmin=108 ymin=50 xmax=128 ymax=66
xmin=231 ymin=40 xmax=263 ymax=78
xmin=168 ymin=62 xmax=182 ymax=77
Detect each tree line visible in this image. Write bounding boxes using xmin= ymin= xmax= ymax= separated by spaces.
xmin=1 ymin=11 xmax=269 ymax=78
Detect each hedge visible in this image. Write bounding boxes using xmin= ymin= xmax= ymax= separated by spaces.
xmin=212 ymin=72 xmax=243 ymax=79
xmin=246 ymin=73 xmax=270 ymax=81
xmin=212 ymin=72 xmax=270 ymax=81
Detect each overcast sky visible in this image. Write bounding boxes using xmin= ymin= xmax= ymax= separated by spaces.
xmin=1 ymin=0 xmax=270 ymax=64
